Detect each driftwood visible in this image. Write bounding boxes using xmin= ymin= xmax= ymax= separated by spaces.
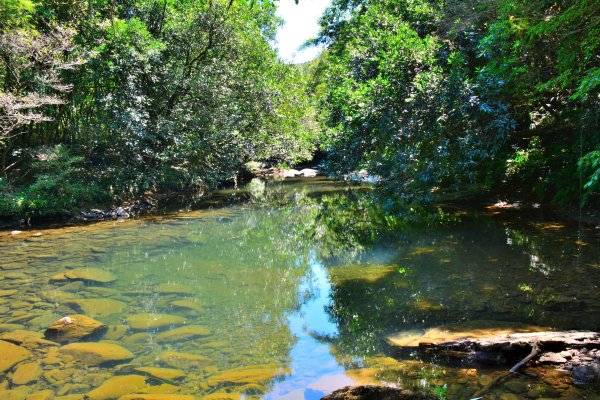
xmin=416 ymin=331 xmax=600 ymax=360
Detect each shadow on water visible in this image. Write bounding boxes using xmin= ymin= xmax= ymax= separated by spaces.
xmin=0 ymin=177 xmax=599 ymax=399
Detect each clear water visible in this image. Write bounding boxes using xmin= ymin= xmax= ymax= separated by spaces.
xmin=0 ymin=178 xmax=599 ymax=399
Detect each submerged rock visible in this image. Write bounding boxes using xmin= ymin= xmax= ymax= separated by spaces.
xmin=50 ymin=268 xmax=117 ymax=284
xmin=0 ymin=339 xmax=31 ymax=373
xmin=158 ymin=351 xmax=212 ymax=369
xmin=104 ymin=325 xmax=129 ymax=340
xmin=127 ymin=313 xmax=186 ymax=330
xmin=119 ymin=395 xmax=196 ymax=400
xmin=44 ymin=314 xmax=107 ymax=342
xmin=320 ymin=385 xmax=436 ymax=400
xmin=134 ymin=367 xmax=185 ymax=382
xmin=86 ymin=375 xmax=148 ymax=400
xmin=26 ymin=389 xmax=55 ymax=400
xmin=207 ymin=364 xmax=289 ymax=387
xmin=0 ymin=329 xmax=57 ymax=348
xmin=169 ymin=300 xmax=203 ymax=313
xmin=155 ymin=284 xmax=193 ymax=295
xmin=572 ymin=363 xmax=600 ymax=384
xmin=11 ymin=361 xmax=43 ymax=385
xmin=155 ymin=325 xmax=211 ymax=342
xmin=59 ymin=342 xmax=134 ymax=366
xmin=63 ymin=299 xmax=126 ymax=318
xmin=203 ymin=393 xmax=241 ymax=400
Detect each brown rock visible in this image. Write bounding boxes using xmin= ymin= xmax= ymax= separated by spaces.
xmin=321 ymin=386 xmax=436 ymax=400
xmin=45 ymin=314 xmax=107 ymax=342
xmin=539 ymin=352 xmax=568 ymax=364
xmin=0 ymin=339 xmax=31 ymax=373
xmin=59 ymin=342 xmax=134 ymax=366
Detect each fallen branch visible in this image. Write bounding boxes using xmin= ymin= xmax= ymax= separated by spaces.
xmin=509 ymin=339 xmax=540 ymax=373
xmin=472 ymin=340 xmax=541 ymax=398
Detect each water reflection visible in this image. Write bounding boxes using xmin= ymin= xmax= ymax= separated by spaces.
xmin=0 ymin=178 xmax=599 ymax=399
xmin=265 ymin=252 xmax=345 ymax=399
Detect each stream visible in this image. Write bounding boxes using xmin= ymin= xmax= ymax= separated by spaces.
xmin=0 ymin=177 xmax=599 ymax=399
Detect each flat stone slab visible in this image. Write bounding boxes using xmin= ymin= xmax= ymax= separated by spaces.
xmin=134 ymin=367 xmax=185 ymax=381
xmin=0 ymin=340 xmax=31 ymax=373
xmin=386 ymin=320 xmax=549 ymax=347
xmin=155 ymin=326 xmax=211 ymax=343
xmin=60 ymin=342 xmax=134 ymax=366
xmin=158 ymin=352 xmax=212 ymax=369
xmin=207 ymin=364 xmax=289 ymax=387
xmin=87 ymin=375 xmax=148 ymax=400
xmin=63 ymin=299 xmax=126 ymax=317
xmin=169 ymin=300 xmax=203 ymax=313
xmin=12 ymin=361 xmax=43 ymax=385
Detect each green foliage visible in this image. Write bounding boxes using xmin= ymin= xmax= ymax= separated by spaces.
xmin=578 ymin=150 xmax=600 ymax=205
xmin=434 ymin=384 xmax=447 ymax=400
xmin=0 ymin=0 xmax=319 ymax=219
xmin=313 ymin=0 xmax=600 ymax=208
xmin=314 ymin=0 xmax=514 ymax=204
xmin=0 ymin=146 xmax=105 ymax=217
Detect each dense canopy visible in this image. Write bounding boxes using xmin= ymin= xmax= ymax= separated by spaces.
xmin=1 ymin=0 xmax=599 ymax=220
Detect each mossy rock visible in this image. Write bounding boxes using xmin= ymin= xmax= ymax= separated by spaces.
xmin=51 ymin=268 xmax=117 ymax=284
xmin=158 ymin=352 xmax=212 ymax=369
xmin=86 ymin=375 xmax=148 ymax=400
xmin=155 ymin=326 xmax=210 ymax=343
xmin=127 ymin=314 xmax=186 ymax=331
xmin=207 ymin=364 xmax=289 ymax=387
xmin=63 ymin=299 xmax=126 ymax=318
xmin=44 ymin=314 xmax=107 ymax=342
xmin=59 ymin=342 xmax=134 ymax=366
xmin=134 ymin=367 xmax=185 ymax=382
xmin=0 ymin=340 xmax=31 ymax=373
